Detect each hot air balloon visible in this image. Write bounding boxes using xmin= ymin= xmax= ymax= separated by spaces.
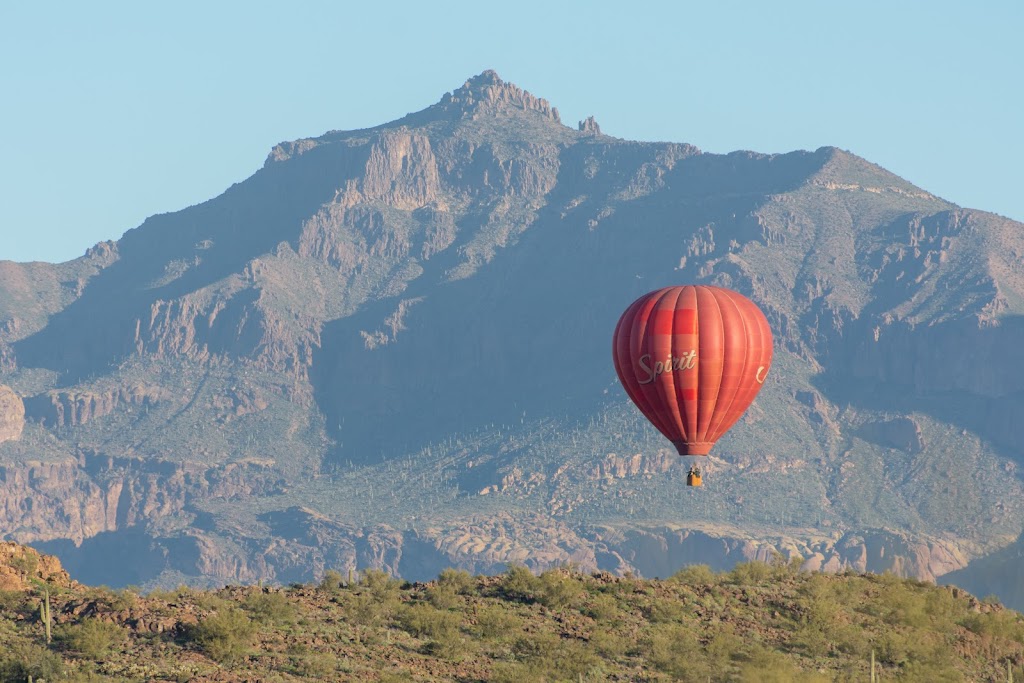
xmin=612 ymin=285 xmax=773 ymax=486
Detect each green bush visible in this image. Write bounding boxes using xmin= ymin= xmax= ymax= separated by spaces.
xmin=646 ymin=599 xmax=689 ymax=623
xmin=426 ymin=582 xmax=461 ymax=610
xmin=582 ymin=592 xmax=621 ymax=621
xmin=704 ymin=626 xmax=746 ymax=670
xmin=960 ymin=610 xmax=1024 ymax=644
xmin=378 ymin=672 xmax=415 ymax=683
xmin=191 ymin=591 xmax=232 ymax=613
xmin=344 ymin=591 xmax=387 ymax=633
xmin=437 ymin=568 xmax=477 ymax=595
xmin=499 ymin=564 xmax=539 ymax=603
xmin=535 ymin=569 xmax=578 ymax=609
xmin=0 ymin=641 xmax=63 ymax=681
xmin=735 ymin=643 xmax=831 ymax=682
xmin=728 ymin=561 xmax=772 ymax=585
xmin=588 ymin=623 xmax=632 ymax=658
xmin=792 ymin=622 xmax=830 ymax=657
xmin=319 ymin=569 xmax=345 ymax=591
xmin=400 ymin=603 xmax=460 ymax=639
xmin=0 ymin=589 xmax=23 ymax=612
xmin=55 ymin=617 xmax=128 ymax=659
xmin=645 ymin=623 xmax=710 ymax=680
xmin=287 ymin=652 xmax=337 ymax=678
xmin=672 ymin=564 xmax=718 ymax=587
xmin=473 ymin=604 xmax=523 ymax=640
xmin=189 ymin=607 xmax=256 ymax=663
xmin=243 ymin=589 xmax=297 ymax=625
xmin=489 ymin=662 xmax=533 ymax=683
xmin=360 ymin=568 xmax=402 ymax=601
xmin=542 ymin=638 xmax=603 ymax=679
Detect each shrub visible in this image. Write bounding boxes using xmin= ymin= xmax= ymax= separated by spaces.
xmin=728 ymin=561 xmax=772 ymax=585
xmin=672 ymin=564 xmax=718 ymax=587
xmin=437 ymin=568 xmax=477 ymax=595
xmin=288 ymin=652 xmax=337 ymax=678
xmin=512 ymin=631 xmax=562 ymax=660
xmin=542 ymin=638 xmax=603 ymax=679
xmin=379 ymin=672 xmax=415 ymax=683
xmin=192 ymin=591 xmax=232 ymax=613
xmin=735 ymin=644 xmax=831 ymax=682
xmin=704 ymin=626 xmax=746 ymax=670
xmin=360 ymin=569 xmax=402 ymax=602
xmin=797 ymin=573 xmax=841 ymax=628
xmin=0 ymin=589 xmax=23 ymax=612
xmin=489 ymin=662 xmax=532 ymax=683
xmin=243 ymin=589 xmax=297 ymax=625
xmin=582 ymin=592 xmax=621 ymax=621
xmin=0 ymin=642 xmax=63 ymax=681
xmin=474 ymin=605 xmax=523 ymax=640
xmin=645 ymin=623 xmax=709 ymax=679
xmin=400 ymin=603 xmax=460 ymax=639
xmin=426 ymin=582 xmax=461 ymax=610
xmin=899 ymin=659 xmax=965 ymax=682
xmin=320 ymin=569 xmax=345 ymax=591
xmin=345 ymin=591 xmax=386 ymax=633
xmin=646 ymin=599 xmax=689 ymax=624
xmin=189 ymin=607 xmax=256 ymax=663
xmin=960 ymin=610 xmax=1024 ymax=644
xmin=588 ymin=623 xmax=631 ymax=658
xmin=499 ymin=564 xmax=539 ymax=603
xmin=792 ymin=622 xmax=830 ymax=657
xmin=535 ymin=569 xmax=578 ymax=609
xmin=55 ymin=617 xmax=128 ymax=659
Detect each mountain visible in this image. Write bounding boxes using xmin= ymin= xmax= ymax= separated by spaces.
xmin=1 ymin=71 xmax=1022 ymax=606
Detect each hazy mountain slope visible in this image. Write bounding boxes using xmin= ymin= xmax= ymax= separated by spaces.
xmin=0 ymin=71 xmax=1021 ymax=607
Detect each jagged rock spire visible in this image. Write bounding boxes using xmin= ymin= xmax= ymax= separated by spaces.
xmin=578 ymin=116 xmax=601 ymax=135
xmin=436 ymin=70 xmax=561 ymax=123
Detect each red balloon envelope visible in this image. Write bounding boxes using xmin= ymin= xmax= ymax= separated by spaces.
xmin=612 ymin=285 xmax=773 ymax=456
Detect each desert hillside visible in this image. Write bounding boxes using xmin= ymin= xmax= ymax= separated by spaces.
xmin=0 ymin=543 xmax=1022 ymax=682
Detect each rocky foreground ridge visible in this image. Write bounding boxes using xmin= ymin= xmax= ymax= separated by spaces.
xmin=0 ymin=72 xmax=1022 ymax=606
xmin=0 ymin=542 xmax=1021 ymax=682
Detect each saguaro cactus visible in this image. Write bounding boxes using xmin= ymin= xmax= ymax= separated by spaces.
xmin=40 ymin=588 xmax=52 ymax=644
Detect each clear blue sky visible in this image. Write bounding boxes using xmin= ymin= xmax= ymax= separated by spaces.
xmin=2 ymin=1 xmax=1021 ymax=263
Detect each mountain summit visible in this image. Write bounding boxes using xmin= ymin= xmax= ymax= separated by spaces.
xmin=0 ymin=73 xmax=1021 ymax=606
xmin=436 ymin=69 xmax=563 ymax=120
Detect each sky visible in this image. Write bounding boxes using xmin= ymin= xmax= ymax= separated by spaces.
xmin=2 ymin=1 xmax=1021 ymax=264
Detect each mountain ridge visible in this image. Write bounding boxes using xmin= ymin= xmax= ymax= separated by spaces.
xmin=0 ymin=72 xmax=1021 ymax=608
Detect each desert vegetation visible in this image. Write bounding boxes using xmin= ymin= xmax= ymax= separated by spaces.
xmin=1 ymin=556 xmax=1022 ymax=682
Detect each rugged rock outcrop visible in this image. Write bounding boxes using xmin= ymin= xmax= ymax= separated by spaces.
xmin=24 ymin=383 xmax=166 ymax=428
xmin=0 ymin=384 xmax=24 ymax=442
xmin=0 ymin=454 xmax=285 ymax=546
xmin=0 ymin=540 xmax=75 ymax=591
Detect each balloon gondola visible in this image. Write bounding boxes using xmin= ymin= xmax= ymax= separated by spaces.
xmin=612 ymin=285 xmax=773 ymax=486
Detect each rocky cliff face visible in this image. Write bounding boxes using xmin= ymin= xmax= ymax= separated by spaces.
xmin=0 ymin=385 xmax=24 ymax=442
xmin=1 ymin=72 xmax=1022 ymax=606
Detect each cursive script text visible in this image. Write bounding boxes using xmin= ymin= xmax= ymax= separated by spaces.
xmin=638 ymin=350 xmax=697 ymax=384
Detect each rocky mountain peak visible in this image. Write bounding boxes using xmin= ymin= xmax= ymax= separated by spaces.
xmin=436 ymin=70 xmax=561 ymax=123
xmin=578 ymin=115 xmax=602 ymax=135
